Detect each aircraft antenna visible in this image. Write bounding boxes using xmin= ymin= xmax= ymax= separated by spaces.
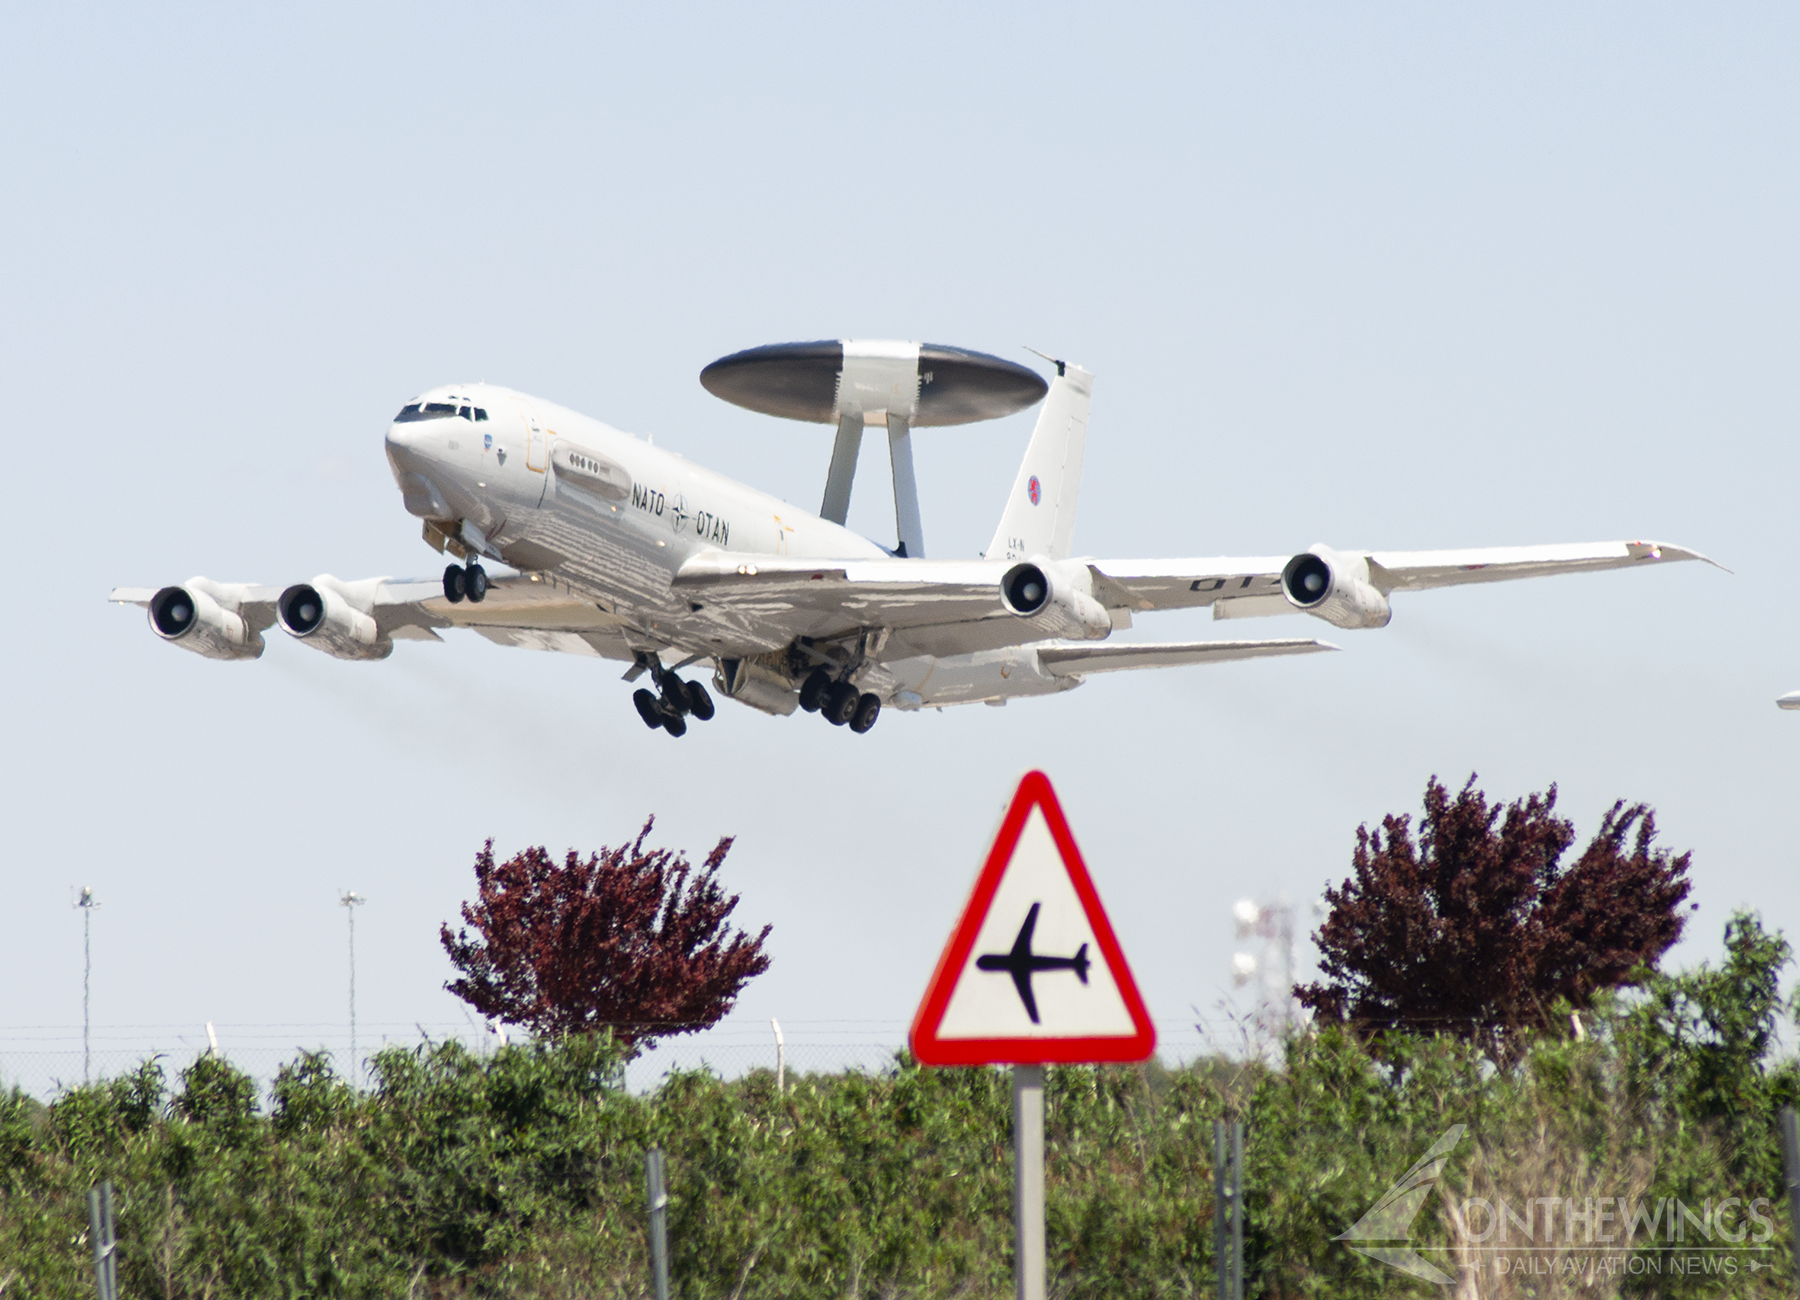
xmin=340 ymin=891 xmax=367 ymax=1085
xmin=1023 ymin=346 xmax=1066 ymax=377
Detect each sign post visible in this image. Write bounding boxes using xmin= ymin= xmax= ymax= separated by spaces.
xmin=912 ymin=771 xmax=1156 ymax=1300
xmin=1014 ymin=1065 xmax=1046 ymax=1300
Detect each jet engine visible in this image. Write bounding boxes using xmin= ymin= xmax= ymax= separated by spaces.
xmin=147 ymin=580 xmax=266 ymax=661
xmin=277 ymin=576 xmax=393 ymax=661
xmin=1280 ymin=546 xmax=1392 ymax=629
xmin=999 ymin=559 xmax=1111 ymax=641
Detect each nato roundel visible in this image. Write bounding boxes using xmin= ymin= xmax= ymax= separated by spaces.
xmin=699 ymin=340 xmax=1048 ymax=428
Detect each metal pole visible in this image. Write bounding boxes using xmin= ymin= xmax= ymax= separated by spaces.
xmin=348 ymin=902 xmax=355 ymax=1077
xmin=646 ymin=1146 xmax=670 ymax=1300
xmin=340 ymin=892 xmax=364 ymax=1084
xmin=1779 ymin=1106 xmax=1800 ymax=1290
xmin=1230 ymin=1121 xmax=1245 ymax=1300
xmin=1213 ymin=1121 xmax=1227 ymax=1300
xmin=76 ymin=887 xmax=99 ymax=1085
xmin=1013 ymin=1065 xmax=1046 ymax=1300
xmin=1213 ymin=1120 xmax=1244 ymax=1300
xmin=87 ymin=1180 xmax=117 ymax=1300
xmin=771 ymin=1017 xmax=785 ymax=1095
xmin=84 ymin=903 xmax=91 ymax=1084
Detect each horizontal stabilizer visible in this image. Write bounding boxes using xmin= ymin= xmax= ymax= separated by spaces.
xmin=1037 ymin=638 xmax=1336 ymax=677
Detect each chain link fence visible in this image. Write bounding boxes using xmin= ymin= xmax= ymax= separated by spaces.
xmin=0 ymin=1021 xmax=1227 ymax=1102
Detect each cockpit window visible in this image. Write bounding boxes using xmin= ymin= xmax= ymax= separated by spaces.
xmin=393 ymin=401 xmax=488 ymax=423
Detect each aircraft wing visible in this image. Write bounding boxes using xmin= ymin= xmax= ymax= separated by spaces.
xmin=111 ymin=575 xmax=641 ymax=662
xmin=1036 ymin=638 xmax=1337 ymax=677
xmin=367 ymin=576 xmax=637 ymax=660
xmin=1089 ymin=539 xmax=1715 ymax=621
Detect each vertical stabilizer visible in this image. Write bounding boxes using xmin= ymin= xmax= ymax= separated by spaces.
xmin=986 ymin=364 xmax=1092 ymax=562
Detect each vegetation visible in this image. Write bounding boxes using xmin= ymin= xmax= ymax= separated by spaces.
xmin=1 ymin=911 xmax=1795 ymax=1299
xmin=1297 ymin=776 xmax=1693 ymax=1060
xmin=441 ymin=820 xmax=771 ymax=1050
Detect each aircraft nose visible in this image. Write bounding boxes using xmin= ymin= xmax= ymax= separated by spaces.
xmin=385 ymin=420 xmax=426 ymax=454
xmin=385 ymin=418 xmax=452 ymax=473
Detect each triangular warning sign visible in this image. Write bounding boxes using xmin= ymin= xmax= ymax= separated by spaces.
xmin=910 ymin=771 xmax=1156 ymax=1066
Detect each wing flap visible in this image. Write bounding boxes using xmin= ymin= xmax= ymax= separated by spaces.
xmin=1088 ymin=559 xmax=1287 ymax=612
xmin=1038 ymin=638 xmax=1337 ymax=676
xmin=672 ymin=552 xmax=1013 ymax=633
xmin=370 ymin=574 xmax=630 ymax=638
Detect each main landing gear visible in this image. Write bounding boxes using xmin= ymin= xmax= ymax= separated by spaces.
xmin=633 ymin=662 xmax=715 ymax=738
xmin=442 ymin=561 xmax=487 ymax=604
xmin=799 ymin=669 xmax=881 ymax=734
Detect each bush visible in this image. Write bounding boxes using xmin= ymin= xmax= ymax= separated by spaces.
xmin=0 ymin=915 xmax=1794 ymax=1298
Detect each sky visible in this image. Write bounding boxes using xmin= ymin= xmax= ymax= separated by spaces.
xmin=1 ymin=4 xmax=1795 ymax=1093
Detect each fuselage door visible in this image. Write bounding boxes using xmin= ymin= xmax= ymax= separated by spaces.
xmin=512 ymin=397 xmax=548 ymax=473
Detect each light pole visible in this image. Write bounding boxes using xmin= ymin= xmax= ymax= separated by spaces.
xmin=74 ymin=887 xmax=100 ymax=1084
xmin=340 ymin=891 xmax=366 ymax=1083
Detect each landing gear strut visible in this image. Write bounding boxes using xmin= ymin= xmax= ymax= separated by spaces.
xmin=632 ymin=658 xmax=715 ymax=738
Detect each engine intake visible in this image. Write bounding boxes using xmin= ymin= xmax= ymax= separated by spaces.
xmin=999 ymin=559 xmax=1111 ymax=640
xmin=278 ymin=577 xmax=392 ymax=661
xmin=146 ymin=581 xmax=264 ymax=661
xmin=1280 ymin=546 xmax=1392 ymax=629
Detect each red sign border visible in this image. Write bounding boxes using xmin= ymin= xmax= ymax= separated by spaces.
xmin=909 ymin=770 xmax=1157 ymax=1066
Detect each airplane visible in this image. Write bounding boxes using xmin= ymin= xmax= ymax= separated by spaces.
xmin=110 ymin=339 xmax=1714 ymax=738
xmin=1779 ymin=692 xmax=1800 ymax=711
xmin=975 ymin=903 xmax=1090 ymax=1025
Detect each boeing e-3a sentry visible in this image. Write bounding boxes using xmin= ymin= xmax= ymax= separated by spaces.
xmin=111 ymin=340 xmax=1712 ymax=738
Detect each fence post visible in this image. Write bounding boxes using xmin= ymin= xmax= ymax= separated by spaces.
xmin=1213 ymin=1121 xmax=1227 ymax=1299
xmin=86 ymin=1180 xmax=117 ymax=1300
xmin=1230 ymin=1121 xmax=1244 ymax=1300
xmin=646 ymin=1146 xmax=670 ymax=1300
xmin=1212 ymin=1120 xmax=1244 ymax=1300
xmin=1779 ymin=1106 xmax=1800 ymax=1292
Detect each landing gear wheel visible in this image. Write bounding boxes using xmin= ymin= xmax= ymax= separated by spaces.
xmin=443 ymin=565 xmax=466 ymax=604
xmin=633 ymin=689 xmax=663 ymax=729
xmin=685 ymin=680 xmax=715 ymax=720
xmin=849 ymin=693 xmax=881 ymax=734
xmin=822 ymin=680 xmax=860 ymax=726
xmin=662 ymin=711 xmax=687 ymax=737
xmin=799 ymin=669 xmax=831 ymax=713
xmin=465 ymin=564 xmax=488 ymax=604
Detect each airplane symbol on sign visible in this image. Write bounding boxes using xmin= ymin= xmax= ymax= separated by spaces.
xmin=975 ymin=902 xmax=1090 ymax=1024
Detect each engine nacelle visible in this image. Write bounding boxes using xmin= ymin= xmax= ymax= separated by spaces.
xmin=277 ymin=576 xmax=393 ymax=661
xmin=147 ymin=580 xmax=265 ymax=661
xmin=1281 ymin=546 xmax=1392 ymax=629
xmin=999 ymin=559 xmax=1112 ymax=641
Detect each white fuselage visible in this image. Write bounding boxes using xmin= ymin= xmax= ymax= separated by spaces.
xmin=383 ymin=383 xmax=1076 ymax=709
